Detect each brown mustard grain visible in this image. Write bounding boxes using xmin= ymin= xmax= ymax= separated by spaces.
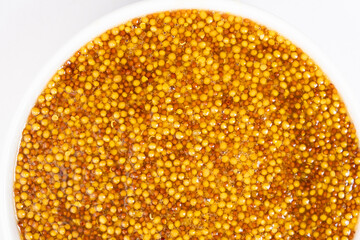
xmin=14 ymin=10 xmax=360 ymax=240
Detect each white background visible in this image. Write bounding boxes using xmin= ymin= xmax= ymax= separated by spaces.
xmin=0 ymin=0 xmax=360 ymax=166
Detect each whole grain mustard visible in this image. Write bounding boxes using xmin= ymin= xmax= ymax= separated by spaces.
xmin=14 ymin=10 xmax=360 ymax=240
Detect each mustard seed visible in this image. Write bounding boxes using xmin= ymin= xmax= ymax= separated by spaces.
xmin=14 ymin=10 xmax=360 ymax=240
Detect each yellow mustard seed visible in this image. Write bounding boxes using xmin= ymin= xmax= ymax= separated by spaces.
xmin=13 ymin=9 xmax=360 ymax=240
